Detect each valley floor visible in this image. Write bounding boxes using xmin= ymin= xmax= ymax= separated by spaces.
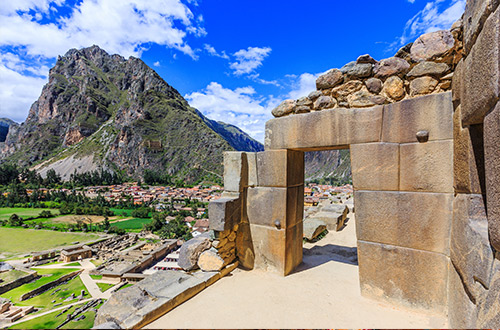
xmin=146 ymin=214 xmax=448 ymax=329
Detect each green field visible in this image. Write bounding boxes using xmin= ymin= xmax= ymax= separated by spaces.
xmin=96 ymin=282 xmax=114 ymax=293
xmin=110 ymin=208 xmax=133 ymax=217
xmin=0 ymin=227 xmax=100 ymax=258
xmin=0 ymin=270 xmax=28 ymax=283
xmin=9 ymin=301 xmax=103 ymax=329
xmin=17 ymin=276 xmax=87 ymax=310
xmin=65 ymin=262 xmax=81 ymax=267
xmin=0 ymin=208 xmax=60 ymax=221
xmin=110 ymin=218 xmax=151 ymax=231
xmin=0 ymin=268 xmax=79 ymax=303
xmin=89 ymin=275 xmax=102 ymax=280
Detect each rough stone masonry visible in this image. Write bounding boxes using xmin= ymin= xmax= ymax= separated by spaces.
xmin=209 ymin=0 xmax=500 ymax=327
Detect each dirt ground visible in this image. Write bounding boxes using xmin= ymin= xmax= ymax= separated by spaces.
xmin=145 ymin=214 xmax=448 ymax=329
xmin=50 ymin=215 xmax=121 ymax=224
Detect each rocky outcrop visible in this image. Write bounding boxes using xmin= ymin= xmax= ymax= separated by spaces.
xmin=0 ymin=118 xmax=16 ymax=143
xmin=271 ymin=21 xmax=463 ymax=117
xmin=0 ymin=46 xmax=263 ymax=183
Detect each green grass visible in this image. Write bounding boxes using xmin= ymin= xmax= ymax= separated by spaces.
xmin=0 ymin=268 xmax=79 ymax=303
xmin=89 ymin=275 xmax=102 ymax=280
xmin=117 ymin=283 xmax=133 ymax=291
xmin=96 ymin=282 xmax=114 ymax=293
xmin=9 ymin=301 xmax=104 ymax=329
xmin=89 ymin=259 xmax=103 ymax=267
xmin=65 ymin=262 xmax=81 ymax=267
xmin=0 ymin=227 xmax=100 ymax=258
xmin=16 ymin=276 xmax=87 ymax=310
xmin=0 ymin=270 xmax=28 ymax=283
xmin=110 ymin=218 xmax=151 ymax=231
xmin=0 ymin=208 xmax=60 ymax=221
xmin=110 ymin=208 xmax=134 ymax=217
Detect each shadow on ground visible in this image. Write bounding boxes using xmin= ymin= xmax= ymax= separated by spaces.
xmin=292 ymin=243 xmax=358 ymax=274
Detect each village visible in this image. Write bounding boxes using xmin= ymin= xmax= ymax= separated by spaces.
xmin=0 ymin=181 xmax=353 ymax=329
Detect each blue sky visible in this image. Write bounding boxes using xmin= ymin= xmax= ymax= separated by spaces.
xmin=0 ymin=0 xmax=465 ymax=142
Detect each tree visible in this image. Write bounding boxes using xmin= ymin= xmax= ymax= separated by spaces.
xmin=44 ymin=169 xmax=61 ymax=187
xmin=38 ymin=210 xmax=53 ymax=218
xmin=8 ymin=214 xmax=22 ymax=226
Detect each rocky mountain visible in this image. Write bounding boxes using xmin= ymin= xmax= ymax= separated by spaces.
xmin=0 ymin=46 xmax=263 ymax=183
xmin=305 ymin=149 xmax=351 ymax=184
xmin=0 ymin=118 xmax=16 ymax=143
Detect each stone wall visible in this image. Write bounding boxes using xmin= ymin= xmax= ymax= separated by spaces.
xmin=271 ymin=23 xmax=462 ymax=118
xmin=207 ymin=0 xmax=500 ymax=323
xmin=448 ymin=0 xmax=500 ymax=327
xmin=0 ymin=271 xmax=39 ymax=295
xmin=19 ymin=270 xmax=82 ymax=301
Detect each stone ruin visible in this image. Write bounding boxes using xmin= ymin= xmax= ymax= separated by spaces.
xmin=95 ymin=1 xmax=500 ymax=327
xmin=205 ymin=1 xmax=500 ymax=327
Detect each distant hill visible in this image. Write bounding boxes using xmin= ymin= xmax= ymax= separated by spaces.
xmin=0 ymin=118 xmax=16 ymax=143
xmin=0 ymin=45 xmax=263 ymax=183
xmin=305 ymin=149 xmax=351 ymax=184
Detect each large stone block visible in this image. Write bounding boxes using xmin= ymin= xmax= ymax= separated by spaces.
xmin=208 ymin=196 xmax=241 ymax=232
xmin=454 ymin=106 xmax=485 ymax=194
xmin=400 ymin=140 xmax=454 ymax=193
xmin=265 ymin=106 xmax=383 ymax=150
xmin=235 ymin=221 xmax=254 ymax=270
xmin=452 ymin=59 xmax=464 ymax=106
xmin=484 ymin=101 xmax=500 ymax=251
xmin=448 ymin=264 xmax=479 ymax=328
xmin=358 ymin=241 xmax=449 ymax=313
xmin=247 ymin=152 xmax=258 ymax=187
xmin=463 ymin=0 xmax=500 ymax=54
xmin=255 ymin=150 xmax=304 ymax=187
xmin=477 ymin=257 xmax=500 ymax=327
xmin=451 ymin=194 xmax=493 ymax=300
xmin=246 ymin=186 xmax=303 ymax=229
xmin=381 ymin=92 xmax=453 ymax=143
xmin=355 ymin=191 xmax=452 ymax=254
xmin=223 ymin=152 xmax=248 ymax=192
xmin=250 ymin=222 xmax=303 ymax=276
xmin=462 ymin=6 xmax=500 ymax=125
xmin=350 ymin=143 xmax=399 ymax=191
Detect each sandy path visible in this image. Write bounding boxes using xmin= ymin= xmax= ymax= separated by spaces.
xmin=146 ymin=214 xmax=448 ymax=329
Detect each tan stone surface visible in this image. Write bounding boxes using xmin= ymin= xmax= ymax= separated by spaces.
xmin=462 ymin=5 xmax=500 ymax=125
xmin=235 ymin=222 xmax=254 ymax=270
xmin=400 ymin=140 xmax=454 ymax=193
xmin=381 ymin=92 xmax=453 ymax=143
xmin=448 ymin=264 xmax=479 ymax=328
xmin=452 ymin=59 xmax=463 ymax=105
xmin=146 ymin=225 xmax=447 ymax=329
xmin=355 ymin=191 xmax=452 ymax=254
xmin=358 ymin=240 xmax=449 ymax=314
xmin=453 ymin=106 xmax=485 ymax=194
xmin=246 ymin=186 xmax=302 ymax=229
xmin=197 ymin=249 xmax=224 ymax=272
xmin=285 ymin=222 xmax=303 ymax=275
xmin=249 ymin=224 xmax=286 ymax=274
xmin=223 ymin=152 xmax=248 ymax=192
xmin=409 ymin=76 xmax=438 ymax=96
xmin=246 ymin=152 xmax=258 ymax=187
xmin=477 ymin=258 xmax=500 ymax=327
xmin=255 ymin=150 xmax=304 ymax=187
xmin=451 ymin=194 xmax=493 ymax=300
xmin=383 ymin=76 xmax=405 ymax=101
xmin=350 ymin=142 xmax=399 ymax=191
xmin=410 ymin=30 xmax=455 ymax=62
xmin=484 ymin=101 xmax=500 ymax=251
xmin=463 ymin=0 xmax=500 ymax=54
xmin=265 ymin=106 xmax=383 ymax=150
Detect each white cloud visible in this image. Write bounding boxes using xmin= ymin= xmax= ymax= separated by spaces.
xmin=184 ymin=71 xmax=321 ymax=143
xmin=153 ymin=61 xmax=160 ymax=67
xmin=407 ymin=0 xmax=416 ymax=3
xmin=0 ymin=64 xmax=46 ymax=122
xmin=185 ymin=82 xmax=278 ymax=142
xmin=204 ymin=44 xmax=229 ymax=59
xmin=230 ymin=46 xmax=272 ymax=76
xmin=395 ymin=0 xmax=465 ymax=48
xmin=287 ymin=72 xmax=320 ymax=100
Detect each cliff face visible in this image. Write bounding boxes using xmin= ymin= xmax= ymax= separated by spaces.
xmin=0 ymin=118 xmax=16 ymax=143
xmin=1 ymin=45 xmax=263 ymax=183
xmin=304 ymin=149 xmax=351 ymax=183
